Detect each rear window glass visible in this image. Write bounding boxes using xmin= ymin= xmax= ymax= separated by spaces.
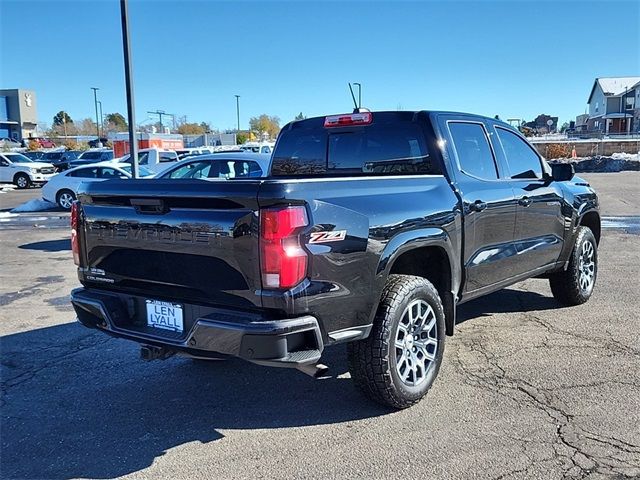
xmin=271 ymin=113 xmax=439 ymax=177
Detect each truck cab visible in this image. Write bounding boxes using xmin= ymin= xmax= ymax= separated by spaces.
xmin=114 ymin=147 xmax=179 ymax=173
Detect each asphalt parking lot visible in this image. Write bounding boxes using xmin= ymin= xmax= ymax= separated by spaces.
xmin=1 ymin=173 xmax=639 ymax=480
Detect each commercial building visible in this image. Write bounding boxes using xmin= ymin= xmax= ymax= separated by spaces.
xmin=0 ymin=89 xmax=38 ymax=141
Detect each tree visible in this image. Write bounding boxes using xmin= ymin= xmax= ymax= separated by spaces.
xmin=560 ymin=122 xmax=570 ymax=133
xmin=105 ymin=113 xmax=128 ymax=132
xmin=249 ymin=114 xmax=280 ymax=139
xmin=294 ymin=112 xmax=306 ymax=121
xmin=199 ymin=122 xmax=212 ymax=133
xmin=53 ymin=111 xmax=73 ymax=126
xmin=236 ymin=132 xmax=249 ymax=144
xmin=76 ymin=118 xmax=98 ymax=135
xmin=177 ymin=122 xmax=206 ymax=135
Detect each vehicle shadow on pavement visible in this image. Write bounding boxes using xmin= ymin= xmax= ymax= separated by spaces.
xmin=18 ymin=238 xmax=71 ymax=252
xmin=0 ymin=322 xmax=389 ymax=480
xmin=456 ymin=287 xmax=560 ymax=323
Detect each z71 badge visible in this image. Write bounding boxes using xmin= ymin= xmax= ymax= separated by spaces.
xmin=309 ymin=230 xmax=347 ymax=244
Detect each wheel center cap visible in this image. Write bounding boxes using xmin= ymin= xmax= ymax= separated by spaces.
xmin=405 ymin=335 xmax=414 ymax=348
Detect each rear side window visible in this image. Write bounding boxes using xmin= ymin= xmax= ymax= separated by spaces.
xmin=448 ymin=122 xmax=498 ymax=180
xmin=495 ymin=127 xmax=542 ymax=179
xmin=271 ymin=113 xmax=439 ymax=177
xmin=80 ymin=152 xmax=101 ymax=160
xmin=68 ymin=167 xmax=98 ymax=178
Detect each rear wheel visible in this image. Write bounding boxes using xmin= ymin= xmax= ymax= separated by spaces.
xmin=347 ymin=274 xmax=445 ymax=409
xmin=14 ymin=173 xmax=30 ymax=189
xmin=549 ymin=226 xmax=597 ymax=306
xmin=56 ymin=189 xmax=76 ymax=210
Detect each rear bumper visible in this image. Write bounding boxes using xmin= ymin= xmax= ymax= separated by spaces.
xmin=70 ymin=288 xmax=324 ymax=368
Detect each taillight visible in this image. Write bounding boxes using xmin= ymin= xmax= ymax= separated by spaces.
xmin=71 ymin=201 xmax=80 ymax=265
xmin=324 ymin=112 xmax=372 ymax=127
xmin=260 ymin=206 xmax=308 ymax=289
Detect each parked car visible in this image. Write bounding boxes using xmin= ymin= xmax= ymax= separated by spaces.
xmin=42 ymin=162 xmax=154 ymax=209
xmin=115 ymin=148 xmax=179 ymax=173
xmin=0 ymin=137 xmax=22 ymax=148
xmin=41 ymin=150 xmax=82 ymax=171
xmin=175 ymin=148 xmax=214 ymax=160
xmin=22 ymin=137 xmax=56 ymax=148
xmin=239 ymin=142 xmax=275 ymax=154
xmin=23 ymin=151 xmax=46 ymax=161
xmin=70 ymin=149 xmax=114 ymax=166
xmin=70 ymin=110 xmax=600 ymax=409
xmin=0 ymin=152 xmax=56 ymax=188
xmin=88 ymin=137 xmax=109 ymax=148
xmin=157 ymin=152 xmax=270 ymax=179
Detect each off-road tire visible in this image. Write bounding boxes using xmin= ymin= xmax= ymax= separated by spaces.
xmin=549 ymin=226 xmax=597 ymax=306
xmin=14 ymin=173 xmax=30 ymax=189
xmin=347 ymin=274 xmax=446 ymax=409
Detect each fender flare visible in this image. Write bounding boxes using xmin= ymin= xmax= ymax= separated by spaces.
xmin=371 ymin=227 xmax=461 ymax=335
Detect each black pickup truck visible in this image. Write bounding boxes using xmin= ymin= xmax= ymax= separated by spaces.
xmin=70 ymin=111 xmax=600 ymax=409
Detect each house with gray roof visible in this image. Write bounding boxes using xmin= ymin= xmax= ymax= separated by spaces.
xmin=586 ymin=76 xmax=640 ymax=133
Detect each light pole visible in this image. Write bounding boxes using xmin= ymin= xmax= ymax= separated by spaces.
xmin=235 ymin=95 xmax=240 ymax=132
xmin=354 ymin=82 xmax=361 ymax=109
xmin=97 ymin=100 xmax=104 ymax=137
xmin=91 ymin=87 xmax=100 ymax=141
xmin=119 ymin=0 xmax=139 ymax=178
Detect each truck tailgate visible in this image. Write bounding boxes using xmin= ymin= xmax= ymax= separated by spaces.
xmin=77 ymin=179 xmax=263 ymax=310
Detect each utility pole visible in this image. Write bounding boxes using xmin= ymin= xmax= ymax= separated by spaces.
xmin=91 ymin=87 xmax=100 ymax=141
xmin=235 ymin=95 xmax=240 ymax=131
xmin=62 ymin=115 xmax=67 ymax=139
xmin=147 ymin=110 xmax=166 ymax=132
xmin=120 ymin=0 xmax=138 ymax=178
xmin=97 ymin=100 xmax=104 ymax=137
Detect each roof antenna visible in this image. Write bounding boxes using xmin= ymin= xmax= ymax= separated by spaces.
xmin=348 ymin=83 xmax=359 ymax=112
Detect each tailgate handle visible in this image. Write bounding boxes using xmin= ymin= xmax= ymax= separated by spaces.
xmin=130 ymin=198 xmax=168 ymax=214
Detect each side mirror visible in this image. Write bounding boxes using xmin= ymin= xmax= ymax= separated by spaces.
xmin=551 ymin=163 xmax=574 ymax=182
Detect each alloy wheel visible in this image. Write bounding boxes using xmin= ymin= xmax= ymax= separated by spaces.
xmin=394 ymin=299 xmax=438 ymax=387
xmin=578 ymin=240 xmax=595 ymax=293
xmin=59 ymin=192 xmax=74 ymax=209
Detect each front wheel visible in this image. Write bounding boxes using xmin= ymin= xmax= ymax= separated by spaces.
xmin=14 ymin=173 xmax=30 ymax=189
xmin=549 ymin=226 xmax=598 ymax=306
xmin=347 ymin=274 xmax=446 ymax=409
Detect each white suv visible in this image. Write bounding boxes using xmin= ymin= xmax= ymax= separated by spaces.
xmin=0 ymin=152 xmax=56 ymax=189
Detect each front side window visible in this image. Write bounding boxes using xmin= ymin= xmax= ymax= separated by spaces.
xmin=448 ymin=122 xmax=498 ymax=180
xmin=495 ymin=127 xmax=543 ymax=179
xmin=99 ymin=168 xmax=127 ymax=179
xmin=164 ymin=161 xmax=211 ymax=179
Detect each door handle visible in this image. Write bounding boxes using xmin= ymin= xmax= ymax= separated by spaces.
xmin=469 ymin=200 xmax=487 ymax=212
xmin=518 ymin=196 xmax=532 ymax=207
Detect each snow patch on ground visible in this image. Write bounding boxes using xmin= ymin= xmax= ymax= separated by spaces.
xmin=0 ymin=211 xmax=19 ymax=221
xmin=610 ymin=152 xmax=639 ymax=161
xmin=11 ymin=198 xmax=58 ymax=213
xmin=1 ymin=185 xmax=17 ymax=193
xmin=548 ymin=152 xmax=640 ymax=172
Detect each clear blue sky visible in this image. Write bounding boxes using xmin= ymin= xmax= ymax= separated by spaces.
xmin=1 ymin=0 xmax=638 ymax=130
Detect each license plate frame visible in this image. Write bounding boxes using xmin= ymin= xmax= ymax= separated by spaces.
xmin=145 ymin=299 xmax=184 ymax=333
